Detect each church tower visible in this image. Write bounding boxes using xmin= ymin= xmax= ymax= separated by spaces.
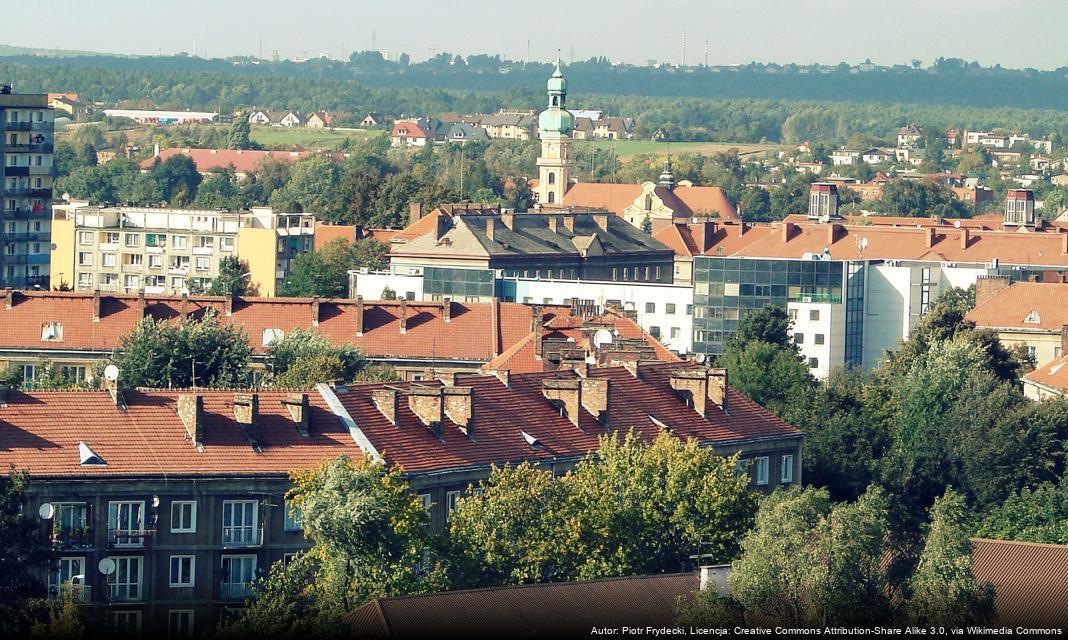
xmin=536 ymin=56 xmax=575 ymax=206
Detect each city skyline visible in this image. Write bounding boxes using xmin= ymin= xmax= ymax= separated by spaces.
xmin=9 ymin=0 xmax=1068 ymax=70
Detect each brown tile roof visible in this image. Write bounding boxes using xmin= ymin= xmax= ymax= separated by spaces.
xmin=345 ymin=572 xmax=699 ymax=637
xmin=965 ymin=281 xmax=1068 ymax=331
xmin=138 ymin=148 xmax=333 ymax=174
xmin=0 ymin=291 xmax=535 ymax=364
xmin=334 ymin=363 xmax=802 ymax=474
xmin=971 ymin=538 xmax=1068 ymax=628
xmin=562 ymin=183 xmax=738 ymax=221
xmin=1022 ymin=354 xmax=1068 ymax=394
xmin=0 ymin=388 xmax=355 ymax=479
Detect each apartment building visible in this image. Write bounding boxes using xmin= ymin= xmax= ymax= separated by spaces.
xmin=49 ymin=205 xmax=315 ymax=296
xmin=1 ymin=85 xmax=54 ymax=289
xmin=3 ymin=363 xmax=802 ymax=634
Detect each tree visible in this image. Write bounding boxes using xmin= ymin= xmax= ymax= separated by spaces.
xmin=728 ymin=305 xmax=793 ymax=351
xmin=28 ymin=590 xmax=88 ymax=640
xmin=228 ymin=114 xmax=254 ymax=150
xmin=264 ymin=329 xmax=366 ymax=387
xmin=224 ymin=457 xmax=446 ymax=637
xmin=728 ymin=485 xmax=895 ymax=626
xmin=193 ymin=172 xmax=245 ymax=211
xmin=448 ymin=432 xmax=756 ymax=587
xmin=908 ymin=489 xmax=996 ymax=626
xmin=200 ymin=256 xmax=254 ymax=297
xmin=977 ymin=478 xmax=1068 ymax=545
xmin=280 ymin=238 xmax=387 ymax=298
xmin=873 ymin=179 xmax=969 ymax=218
xmin=109 ymin=310 xmax=251 ymax=388
xmin=738 ymin=186 xmax=772 ymax=222
xmin=716 ymin=341 xmax=814 ymax=421
xmin=0 ymin=470 xmax=51 ymax=630
xmin=150 ymin=154 xmax=202 ymax=205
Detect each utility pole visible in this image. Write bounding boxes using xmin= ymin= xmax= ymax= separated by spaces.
xmin=681 ymin=31 xmax=686 ymax=66
xmin=704 ymin=40 xmax=709 ymax=67
xmin=193 ymin=39 xmax=198 ymax=58
xmin=459 ymin=145 xmax=465 ymax=197
xmin=526 ymin=40 xmax=531 ymax=65
xmin=259 ymin=36 xmax=263 ymax=61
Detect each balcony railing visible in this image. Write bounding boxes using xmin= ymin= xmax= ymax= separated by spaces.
xmin=106 ymin=583 xmax=141 ymax=603
xmin=221 ymin=526 xmax=262 ymax=548
xmin=219 ymin=581 xmax=253 ymax=600
xmin=4 ymin=122 xmax=33 ymax=131
xmin=107 ymin=527 xmax=153 ymax=549
xmin=50 ymin=528 xmax=94 ymax=550
xmin=5 ymin=143 xmax=53 ymax=153
xmin=48 ymin=584 xmax=92 ymax=604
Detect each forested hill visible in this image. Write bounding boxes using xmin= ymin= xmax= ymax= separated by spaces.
xmin=3 ymin=51 xmax=1068 ymax=111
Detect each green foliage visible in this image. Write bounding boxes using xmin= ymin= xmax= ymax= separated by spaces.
xmin=716 ymin=340 xmax=814 ymax=421
xmin=908 ymin=490 xmax=997 ymax=626
xmin=873 ymin=179 xmax=970 ymax=218
xmin=265 ymin=328 xmax=366 ymax=387
xmin=109 ymin=310 xmax=251 ymax=388
xmin=674 ymin=590 xmax=746 ymax=627
xmin=200 ymin=256 xmax=255 ymax=297
xmin=728 ymin=305 xmax=793 ymax=351
xmin=28 ymin=590 xmax=89 ymax=640
xmin=0 ymin=470 xmax=51 ymax=629
xmin=149 ymin=154 xmax=202 ymax=205
xmin=228 ymin=114 xmax=254 ymax=150
xmin=279 ymin=238 xmax=387 ymax=298
xmin=728 ymin=485 xmax=895 ymax=626
xmin=449 ymin=432 xmax=756 ymax=587
xmin=224 ymin=457 xmax=446 ymax=637
xmin=977 ymin=478 xmax=1068 ymax=544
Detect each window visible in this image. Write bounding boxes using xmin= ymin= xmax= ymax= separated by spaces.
xmin=670 ymin=327 xmax=680 ymax=339
xmin=169 ymin=555 xmax=195 ymax=587
xmin=220 ymin=555 xmax=257 ymax=600
xmin=814 ymin=334 xmax=825 ymax=345
xmin=102 ymin=253 xmax=117 ymax=268
xmin=666 ymin=303 xmax=676 ymax=314
xmin=418 ymin=494 xmax=432 ymax=515
xmin=222 ymin=500 xmax=258 ymax=546
xmin=262 ymin=328 xmax=284 ymax=347
xmin=48 ymin=556 xmax=87 ymax=602
xmin=220 ymin=237 xmax=235 ymax=252
xmin=808 ymin=357 xmax=819 ymax=369
xmin=194 ymin=236 xmax=214 ymax=249
xmin=59 ymin=366 xmax=87 ymax=383
xmin=108 ymin=501 xmax=145 ymax=547
xmin=168 ymin=610 xmax=194 ymax=639
xmin=547 ymin=172 xmax=555 ymax=185
xmin=793 ymin=333 xmax=804 ymax=344
xmin=649 ymin=326 xmax=661 ymax=338
xmin=148 ymin=254 xmax=163 ymax=269
xmin=41 ymin=322 xmax=63 ymax=341
xmin=124 ymin=233 xmax=140 ymax=248
xmin=788 ymin=308 xmax=798 ymax=320
xmin=171 ymin=501 xmax=196 ymax=533
xmin=107 ymin=556 xmax=143 ymax=601
xmin=195 ymin=257 xmax=210 ymax=272
xmin=108 ymin=610 xmax=142 ymax=634
xmin=124 ymin=275 xmax=140 ymax=290
xmin=809 ymin=309 xmax=820 ymax=321
xmin=145 ymin=233 xmax=166 ymax=248
xmin=645 ymin=302 xmax=655 ymax=313
xmin=77 ymin=252 xmax=93 ymax=267
xmin=755 ymin=457 xmax=769 ymax=486
xmin=445 ymin=491 xmax=461 ymax=521
xmin=781 ymin=455 xmax=795 ymax=484
xmin=171 ymin=235 xmax=189 ymax=249
xmin=686 ymin=304 xmax=693 ymax=316
xmin=283 ymin=500 xmax=303 ymax=532
xmin=77 ymin=231 xmax=93 ymax=245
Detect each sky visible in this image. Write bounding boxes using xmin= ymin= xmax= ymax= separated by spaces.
xmin=12 ymin=0 xmax=1068 ymax=70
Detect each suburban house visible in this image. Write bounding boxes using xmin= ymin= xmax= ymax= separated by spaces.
xmin=359 ymin=112 xmax=389 ymax=127
xmin=270 ymin=110 xmax=302 ymax=128
xmin=445 ymin=122 xmax=489 ymax=144
xmin=861 ymin=148 xmax=894 ymax=164
xmin=390 ymin=118 xmax=436 ymax=147
xmin=304 ymin=111 xmax=334 ymax=128
xmin=246 ymin=110 xmax=271 ymax=125
xmin=966 ymin=277 xmax=1068 ymax=367
xmin=830 ymin=149 xmax=861 ymax=166
xmin=896 ymin=123 xmax=923 ymax=148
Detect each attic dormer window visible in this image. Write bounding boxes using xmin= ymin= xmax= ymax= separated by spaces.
xmin=262 ymin=328 xmax=284 ymax=347
xmin=1025 ymin=310 xmax=1041 ymax=324
xmin=41 ymin=321 xmax=63 ymax=342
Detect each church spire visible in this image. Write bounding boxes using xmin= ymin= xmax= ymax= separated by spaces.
xmin=658 ymin=155 xmax=677 ymax=191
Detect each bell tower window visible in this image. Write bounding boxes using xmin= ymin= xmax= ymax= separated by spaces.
xmin=548 ymin=192 xmax=555 ymax=204
xmin=548 ymin=172 xmax=556 ymax=185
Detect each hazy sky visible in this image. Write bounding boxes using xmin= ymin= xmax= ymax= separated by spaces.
xmin=13 ymin=0 xmax=1068 ymax=70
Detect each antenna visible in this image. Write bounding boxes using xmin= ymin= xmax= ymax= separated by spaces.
xmin=681 ymin=31 xmax=686 ymax=66
xmin=526 ymin=40 xmax=530 ymax=65
xmin=704 ymin=40 xmax=709 ymax=67
xmin=104 ymin=364 xmax=120 ymax=382
xmin=259 ymin=36 xmax=263 ymax=61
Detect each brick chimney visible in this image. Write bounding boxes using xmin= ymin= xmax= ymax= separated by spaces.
xmin=137 ymin=290 xmax=147 ymax=319
xmin=442 ymin=297 xmax=452 ymax=323
xmin=708 ymin=368 xmax=728 ymax=413
xmin=501 ymin=212 xmax=515 ymax=230
xmin=696 ymin=221 xmax=718 ymax=253
xmin=398 ymin=299 xmax=408 ymax=334
xmin=547 ymin=216 xmax=559 ymax=233
xmin=311 ymin=298 xmax=321 ymax=327
xmin=486 ymin=217 xmax=496 ymax=241
xmin=580 ymin=377 xmax=610 ymax=425
xmin=179 ymin=293 xmax=189 ymax=322
xmin=444 ymin=386 xmax=474 ymax=436
xmin=563 ymin=216 xmax=575 ymax=232
xmin=177 ymin=394 xmax=205 ymax=449
xmin=592 ymin=213 xmax=610 ymax=232
xmin=223 ymin=293 xmax=233 ymax=317
xmin=355 ymin=296 xmax=364 ymax=337
xmin=409 ymin=202 xmax=424 ymax=224
xmin=408 ymin=386 xmax=444 ymax=435
xmin=283 ymin=393 xmax=310 ymax=436
xmin=960 ymin=228 xmax=971 ymax=249
xmin=738 ymin=222 xmax=747 ymax=237
xmin=924 ymin=227 xmax=935 ymax=248
xmin=542 ymin=378 xmax=582 ymax=427
xmin=371 ymin=389 xmax=398 ymax=425
xmin=2 ymin=289 xmax=13 ymax=310
xmin=92 ymin=289 xmax=101 ymax=322
xmin=234 ymin=393 xmax=261 ymax=450
xmin=669 ymin=368 xmax=708 ymax=417
xmin=781 ymin=222 xmax=796 ymax=243
xmin=974 ymin=275 xmax=1011 ymax=309
xmin=826 ymin=223 xmax=842 ymax=245
xmin=435 ymin=213 xmax=451 ymax=241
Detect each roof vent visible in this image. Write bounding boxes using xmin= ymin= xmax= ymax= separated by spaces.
xmin=78 ymin=442 xmax=106 ymax=466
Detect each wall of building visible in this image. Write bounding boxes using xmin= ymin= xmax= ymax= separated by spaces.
xmin=996 ymin=329 xmax=1062 ymax=367
xmin=237 ymin=227 xmax=280 ymax=297
xmin=48 ymin=215 xmax=74 ymax=290
xmin=861 ymin=264 xmax=910 ymax=369
xmin=787 ymin=301 xmax=844 ymax=378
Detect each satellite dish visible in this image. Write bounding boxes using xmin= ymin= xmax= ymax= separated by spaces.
xmin=694 ymin=353 xmax=707 ymax=364
xmin=98 ymin=558 xmax=116 ymax=576
xmin=50 ymin=243 xmax=58 ymax=251
xmin=103 ymin=365 xmax=120 ymax=382
xmin=38 ymin=503 xmax=55 ymax=520
xmin=152 ymin=495 xmax=160 ymax=508
xmin=593 ymin=329 xmax=613 ymax=347
xmin=953 ymin=220 xmax=962 ymax=228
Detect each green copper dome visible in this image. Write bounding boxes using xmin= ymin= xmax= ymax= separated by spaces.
xmin=539 ymin=107 xmax=574 ymax=134
xmin=547 ymin=65 xmax=567 ymax=93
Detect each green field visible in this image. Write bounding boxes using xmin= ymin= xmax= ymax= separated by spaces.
xmin=575 ymin=139 xmax=784 ymax=160
xmin=249 ymin=126 xmax=384 ymax=150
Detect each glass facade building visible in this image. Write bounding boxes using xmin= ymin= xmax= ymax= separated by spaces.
xmin=423 ymin=266 xmax=495 ymax=302
xmin=692 ymin=256 xmax=845 ymax=355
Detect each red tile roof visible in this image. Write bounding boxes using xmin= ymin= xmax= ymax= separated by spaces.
xmin=138 ymin=148 xmax=346 ymax=174
xmin=0 ymin=388 xmax=355 ymax=479
xmin=0 ymin=291 xmax=535 ymax=364
xmin=345 ymin=572 xmax=698 ymax=637
xmin=971 ymin=538 xmax=1068 ymax=628
xmin=1022 ymin=354 xmax=1068 ymax=394
xmin=965 ymin=281 xmax=1068 ymax=331
xmin=562 ymin=183 xmax=737 ymax=220
xmin=334 ymin=363 xmax=802 ymax=474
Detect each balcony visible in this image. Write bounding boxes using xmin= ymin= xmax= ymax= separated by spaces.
xmin=107 ymin=527 xmax=153 ymax=549
xmin=106 ymin=583 xmax=142 ymax=603
xmin=121 ymin=263 xmax=142 ymax=273
xmin=219 ymin=581 xmax=254 ymax=601
xmin=4 ymin=122 xmax=32 ymax=131
xmin=47 ymin=584 xmax=92 ymax=604
xmin=3 ymin=166 xmax=29 ymax=177
xmin=3 ymin=187 xmax=50 ymax=198
xmin=192 ymin=246 xmax=214 ymax=256
xmin=221 ymin=526 xmax=262 ymax=548
xmin=50 ymin=527 xmax=94 ymax=551
xmin=5 ymin=143 xmax=53 ymax=153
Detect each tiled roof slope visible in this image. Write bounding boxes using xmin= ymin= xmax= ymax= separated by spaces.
xmin=965 ymin=281 xmax=1068 ymax=330
xmin=701 ymin=220 xmax=1068 ymax=266
xmin=563 ymin=183 xmax=738 ymax=220
xmin=1022 ymin=354 xmax=1068 ymax=393
xmin=971 ymin=538 xmax=1068 ymax=627
xmin=0 ymin=388 xmax=356 ymax=479
xmin=334 ymin=363 xmax=801 ymax=474
xmin=0 ymin=291 xmax=534 ymax=363
xmin=138 ymin=148 xmax=326 ymax=174
xmin=345 ymin=572 xmax=698 ymax=637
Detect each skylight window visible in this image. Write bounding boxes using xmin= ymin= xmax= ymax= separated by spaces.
xmin=41 ymin=322 xmax=63 ymax=342
xmin=1024 ymin=310 xmax=1041 ymax=324
xmin=78 ymin=442 xmax=106 ymax=466
xmin=262 ymin=328 xmax=284 ymax=347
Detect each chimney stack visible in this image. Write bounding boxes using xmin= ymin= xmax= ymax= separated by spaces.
xmin=3 ymin=289 xmax=14 ymax=310
xmin=580 ymin=377 xmax=610 ymax=425
xmin=826 ymin=223 xmax=841 ymax=245
xmin=234 ymin=393 xmax=261 ymax=450
xmin=669 ymin=368 xmax=708 ymax=417
xmin=410 ymin=202 xmax=424 ymax=224
xmin=974 ymin=275 xmax=1011 ymax=309
xmin=486 ymin=217 xmax=496 ymax=241
xmin=283 ymin=393 xmax=310 ymax=436
xmin=547 ymin=216 xmax=559 ymax=233
xmin=444 ymin=386 xmax=474 ymax=436
xmin=501 ymin=212 xmax=515 ymax=230
xmin=781 ymin=222 xmax=796 ymax=243
xmin=408 ymin=386 xmax=444 ymax=436
xmin=224 ymin=293 xmax=233 ymax=317
xmin=542 ymin=378 xmax=582 ymax=428
xmin=398 ymin=298 xmax=408 ymax=334
xmin=442 ymin=297 xmax=452 ymax=323
xmin=371 ymin=389 xmax=398 ymax=425
xmin=436 ymin=214 xmax=451 ymax=241
xmin=179 ymin=293 xmax=189 ymax=322
xmin=960 ymin=227 xmax=971 ymax=250
xmin=563 ymin=215 xmax=575 ymax=232
xmin=1061 ymin=324 xmax=1068 ymax=361
xmin=355 ymin=296 xmax=364 ymax=336
xmin=311 ymin=297 xmax=321 ymax=327
xmin=177 ymin=394 xmax=205 ymax=449
xmin=92 ymin=289 xmax=101 ymax=322
xmin=137 ymin=290 xmax=146 ymax=319
xmin=592 ymin=213 xmax=610 ymax=232
xmin=708 ymin=368 xmax=728 ymax=413
xmin=925 ymin=227 xmax=935 ymax=248
xmin=1062 ymin=231 xmax=1068 ymax=255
